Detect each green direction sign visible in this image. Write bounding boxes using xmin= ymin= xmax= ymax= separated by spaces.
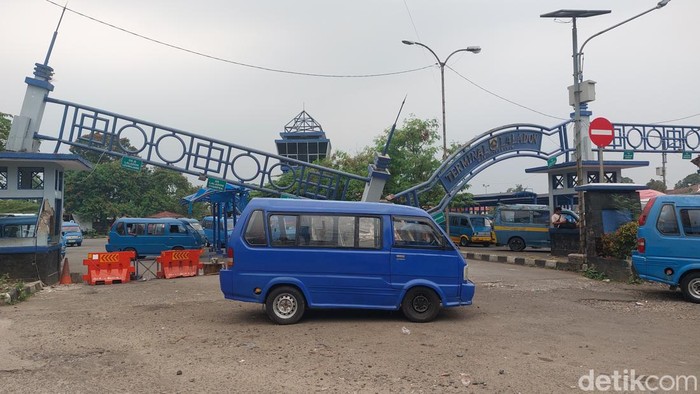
xmin=206 ymin=177 xmax=226 ymax=192
xmin=431 ymin=211 xmax=445 ymax=225
xmin=120 ymin=156 xmax=142 ymax=172
xmin=546 ymin=157 xmax=557 ymax=168
xmin=623 ymin=150 xmax=634 ymax=160
xmin=682 ymin=152 xmax=692 ymax=160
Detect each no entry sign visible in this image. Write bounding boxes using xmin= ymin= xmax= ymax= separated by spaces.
xmin=589 ymin=117 xmax=614 ymax=148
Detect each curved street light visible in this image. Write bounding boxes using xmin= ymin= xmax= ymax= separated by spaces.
xmin=541 ymin=0 xmax=671 ymax=254
xmin=402 ymin=40 xmax=481 ymax=238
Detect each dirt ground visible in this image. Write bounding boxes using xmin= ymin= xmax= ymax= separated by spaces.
xmin=1 ymin=249 xmax=698 ymax=393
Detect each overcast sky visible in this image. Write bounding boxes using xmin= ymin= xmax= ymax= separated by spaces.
xmin=2 ymin=0 xmax=699 ymax=194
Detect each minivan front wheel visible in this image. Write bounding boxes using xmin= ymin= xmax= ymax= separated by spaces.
xmin=680 ymin=272 xmax=700 ymax=304
xmin=401 ymin=287 xmax=441 ymax=323
xmin=459 ymin=237 xmax=469 ymax=247
xmin=508 ymin=237 xmax=526 ymax=252
xmin=265 ymin=286 xmax=306 ymax=324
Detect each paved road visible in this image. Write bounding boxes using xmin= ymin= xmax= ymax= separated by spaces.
xmin=5 ymin=251 xmax=698 ymax=392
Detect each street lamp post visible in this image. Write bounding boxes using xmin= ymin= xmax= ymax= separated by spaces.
xmin=402 ymin=40 xmax=480 ymax=238
xmin=541 ymin=0 xmax=671 ymax=255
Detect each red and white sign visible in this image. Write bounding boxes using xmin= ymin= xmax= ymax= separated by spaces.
xmin=588 ymin=117 xmax=614 ymax=148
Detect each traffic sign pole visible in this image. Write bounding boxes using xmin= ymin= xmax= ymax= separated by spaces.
xmin=598 ymin=147 xmax=604 ymax=183
xmin=589 ymin=117 xmax=614 ymax=184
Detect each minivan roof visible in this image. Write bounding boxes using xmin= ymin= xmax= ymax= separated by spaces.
xmin=647 ymin=195 xmax=700 ymax=205
xmin=114 ymin=217 xmax=191 ymax=223
xmin=496 ymin=204 xmax=549 ymax=210
xmin=245 ymin=198 xmax=429 ymax=216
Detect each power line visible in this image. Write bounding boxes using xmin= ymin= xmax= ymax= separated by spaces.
xmin=44 ymin=0 xmax=434 ymax=78
xmin=653 ymin=112 xmax=700 ymax=124
xmin=446 ymin=65 xmax=568 ymax=121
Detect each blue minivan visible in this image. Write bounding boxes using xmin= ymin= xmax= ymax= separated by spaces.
xmin=492 ymin=204 xmax=578 ymax=251
xmin=220 ymin=198 xmax=475 ymax=324
xmin=61 ymin=221 xmax=83 ymax=247
xmin=202 ymin=216 xmax=236 ymax=247
xmin=632 ymin=195 xmax=700 ymax=303
xmin=106 ymin=217 xmax=204 ymax=257
xmin=442 ymin=213 xmax=494 ymax=247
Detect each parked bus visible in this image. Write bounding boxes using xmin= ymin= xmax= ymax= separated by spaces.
xmin=492 ymin=204 xmax=578 ymax=251
xmin=220 ymin=198 xmax=475 ymax=324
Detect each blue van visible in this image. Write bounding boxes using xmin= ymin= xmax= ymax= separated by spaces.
xmin=492 ymin=204 xmax=578 ymax=251
xmin=442 ymin=213 xmax=494 ymax=247
xmin=220 ymin=198 xmax=475 ymax=324
xmin=0 ymin=215 xmax=37 ymax=238
xmin=61 ymin=221 xmax=83 ymax=247
xmin=178 ymin=218 xmax=207 ymax=245
xmin=106 ymin=217 xmax=204 ymax=257
xmin=202 ymin=216 xmax=236 ymax=247
xmin=632 ymin=195 xmax=700 ymax=303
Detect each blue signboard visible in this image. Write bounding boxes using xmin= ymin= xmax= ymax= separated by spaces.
xmin=439 ymin=131 xmax=542 ymax=191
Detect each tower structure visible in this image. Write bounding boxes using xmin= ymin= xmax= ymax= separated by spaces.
xmin=275 ymin=111 xmax=331 ymax=171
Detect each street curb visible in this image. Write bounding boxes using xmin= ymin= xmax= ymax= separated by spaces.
xmin=462 ymin=252 xmax=570 ymax=272
xmin=0 ymin=280 xmax=43 ymax=305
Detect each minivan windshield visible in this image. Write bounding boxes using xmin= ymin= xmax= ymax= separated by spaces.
xmin=63 ymin=225 xmax=80 ymax=232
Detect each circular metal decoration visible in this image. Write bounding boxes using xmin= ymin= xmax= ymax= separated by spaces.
xmin=645 ymin=128 xmax=663 ymax=149
xmin=268 ymin=163 xmax=297 ymax=191
xmin=231 ymin=153 xmax=261 ymax=182
xmin=155 ymin=134 xmax=186 ymax=164
xmin=116 ymin=124 xmax=147 ymax=154
xmin=625 ymin=127 xmax=643 ymax=149
xmin=685 ymin=129 xmax=700 ymax=150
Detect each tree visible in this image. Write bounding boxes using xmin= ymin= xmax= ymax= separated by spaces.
xmin=646 ymin=178 xmax=667 ymax=193
xmin=506 ymin=184 xmax=525 ymax=193
xmin=64 ymin=161 xmax=204 ymax=231
xmin=0 ymin=112 xmax=11 ymax=151
xmin=68 ymin=131 xmax=138 ymax=164
xmin=674 ymin=173 xmax=700 ymax=189
xmin=620 ymin=176 xmax=635 ymax=184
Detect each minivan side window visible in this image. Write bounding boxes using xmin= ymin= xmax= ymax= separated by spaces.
xmin=393 ymin=216 xmax=444 ymax=248
xmin=116 ymin=221 xmax=126 ymax=235
xmin=297 ymin=215 xmax=354 ymax=248
xmin=244 ymin=210 xmax=266 ymax=246
xmin=533 ymin=211 xmax=549 ymax=225
xmin=147 ymin=223 xmax=165 ymax=235
xmin=500 ymin=210 xmax=530 ymax=224
xmin=680 ymin=209 xmax=700 ymax=236
xmin=358 ymin=217 xmax=381 ymax=249
xmin=656 ymin=204 xmax=680 ymax=235
xmin=269 ymin=214 xmax=298 ymax=247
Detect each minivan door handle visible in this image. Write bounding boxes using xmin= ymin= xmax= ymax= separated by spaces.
xmin=395 ymin=254 xmax=405 ymax=261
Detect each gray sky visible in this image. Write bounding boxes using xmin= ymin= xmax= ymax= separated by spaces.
xmin=2 ymin=0 xmax=699 ymax=194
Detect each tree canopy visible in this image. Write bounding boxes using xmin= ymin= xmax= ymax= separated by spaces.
xmin=645 ymin=178 xmax=667 ymax=193
xmin=64 ymin=151 xmax=206 ymax=231
xmin=674 ymin=173 xmax=700 ymax=190
xmin=0 ymin=112 xmax=11 ymax=151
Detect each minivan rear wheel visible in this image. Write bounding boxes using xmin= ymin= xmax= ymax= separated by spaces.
xmin=508 ymin=237 xmax=526 ymax=252
xmin=680 ymin=272 xmax=700 ymax=304
xmin=401 ymin=287 xmax=441 ymax=323
xmin=265 ymin=286 xmax=306 ymax=324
